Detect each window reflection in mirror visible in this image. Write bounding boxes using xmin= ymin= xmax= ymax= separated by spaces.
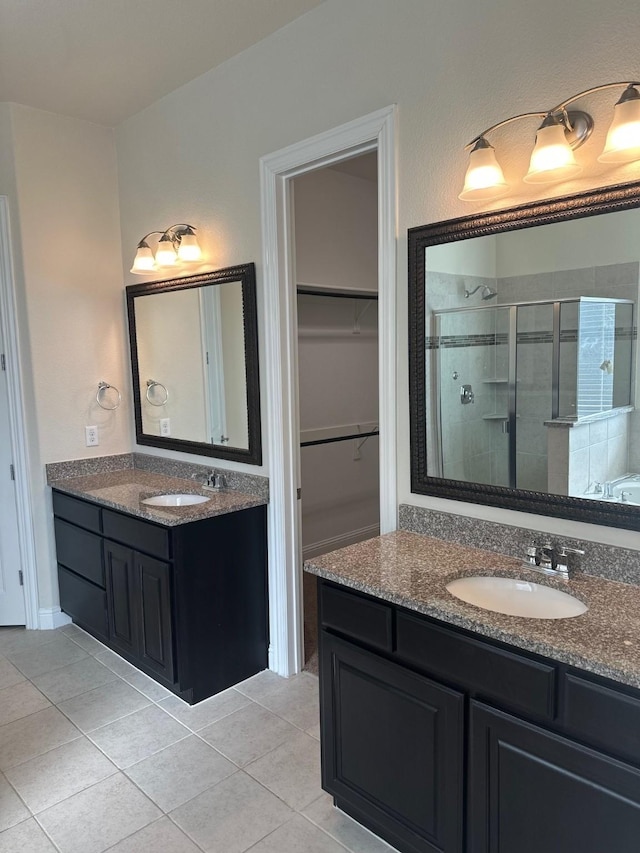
xmin=127 ymin=264 xmax=261 ymax=465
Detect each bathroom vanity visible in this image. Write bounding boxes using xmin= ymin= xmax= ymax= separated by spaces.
xmin=50 ymin=467 xmax=268 ymax=704
xmin=307 ymin=531 xmax=640 ymax=853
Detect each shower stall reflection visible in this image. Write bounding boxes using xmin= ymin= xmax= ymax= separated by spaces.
xmin=432 ymin=297 xmax=634 ymax=494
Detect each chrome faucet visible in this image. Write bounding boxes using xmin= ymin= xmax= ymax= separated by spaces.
xmin=523 ymin=542 xmax=585 ymax=580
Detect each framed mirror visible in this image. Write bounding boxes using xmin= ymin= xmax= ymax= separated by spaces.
xmin=409 ymin=181 xmax=640 ymax=531
xmin=126 ymin=263 xmax=262 ymax=465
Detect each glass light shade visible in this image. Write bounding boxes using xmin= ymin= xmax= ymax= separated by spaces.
xmin=177 ymin=233 xmax=202 ymax=262
xmin=524 ymin=124 xmax=582 ymax=184
xmin=129 ymin=245 xmax=156 ymax=274
xmin=155 ymin=238 xmax=178 ymax=267
xmin=458 ymin=143 xmax=509 ymax=201
xmin=598 ymin=96 xmax=640 ymax=163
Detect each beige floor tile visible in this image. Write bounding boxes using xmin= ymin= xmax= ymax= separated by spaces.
xmin=120 ymin=668 xmax=172 ymax=700
xmin=0 ymin=657 xmax=26 ymax=690
xmin=66 ymin=629 xmax=106 ymax=656
xmin=307 ymin=721 xmax=321 ymax=740
xmin=303 ymin=794 xmax=397 ymax=852
xmin=57 ymin=679 xmax=151 ymax=732
xmin=0 ymin=817 xmax=58 ymax=852
xmin=199 ymin=702 xmax=299 ymax=767
xmin=248 ymin=814 xmax=348 ymax=852
xmin=6 ymin=736 xmax=117 ymax=813
xmin=0 ymin=772 xmax=29 ymax=831
xmin=0 ymin=680 xmax=50 ymax=726
xmin=249 ymin=672 xmax=320 ymax=731
xmin=103 ymin=817 xmax=202 ymax=852
xmin=126 ymin=735 xmax=236 ymax=812
xmin=245 ymin=730 xmax=322 ymax=810
xmin=37 ymin=773 xmax=161 ymax=853
xmin=89 ymin=705 xmax=190 ymax=768
xmin=94 ymin=648 xmax=139 ymax=678
xmin=0 ymin=706 xmax=81 ymax=770
xmin=170 ymin=771 xmax=292 ymax=853
xmin=32 ymin=656 xmax=118 ymax=704
xmin=158 ymin=687 xmax=250 ymax=731
xmin=0 ymin=628 xmax=59 ymax=657
xmin=8 ymin=635 xmax=88 ymax=679
xmin=234 ymin=668 xmax=290 ymax=701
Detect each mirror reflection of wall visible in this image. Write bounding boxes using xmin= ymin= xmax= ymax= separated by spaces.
xmin=425 ymin=208 xmax=639 ymax=503
xmin=132 ymin=279 xmax=250 ymax=450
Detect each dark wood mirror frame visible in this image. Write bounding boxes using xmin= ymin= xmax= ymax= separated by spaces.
xmin=126 ymin=263 xmax=262 ymax=465
xmin=409 ymin=180 xmax=640 ymax=531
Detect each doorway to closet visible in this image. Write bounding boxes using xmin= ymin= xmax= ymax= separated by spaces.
xmin=292 ymin=154 xmax=379 ymax=673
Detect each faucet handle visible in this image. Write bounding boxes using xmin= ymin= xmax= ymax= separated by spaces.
xmin=556 ymin=546 xmax=585 ymax=577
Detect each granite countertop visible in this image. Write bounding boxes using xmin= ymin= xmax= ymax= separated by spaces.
xmin=49 ymin=468 xmax=266 ymax=527
xmin=304 ymin=530 xmax=640 ymax=690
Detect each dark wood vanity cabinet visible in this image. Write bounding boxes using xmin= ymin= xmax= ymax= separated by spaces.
xmin=103 ymin=541 xmax=174 ymax=683
xmin=318 ymin=578 xmax=640 ymax=853
xmin=53 ymin=490 xmax=268 ymax=703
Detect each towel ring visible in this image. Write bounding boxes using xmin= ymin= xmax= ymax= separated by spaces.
xmin=146 ymin=379 xmax=169 ymax=406
xmin=96 ymin=381 xmax=121 ymax=411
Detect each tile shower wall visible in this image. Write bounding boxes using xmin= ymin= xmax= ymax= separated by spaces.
xmin=547 ymin=412 xmax=630 ymax=496
xmin=426 ymin=261 xmax=638 ymax=490
xmin=425 ymin=271 xmax=501 ymax=484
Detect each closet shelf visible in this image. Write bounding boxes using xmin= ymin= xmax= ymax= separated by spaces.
xmin=297 ymin=282 xmax=378 ymax=301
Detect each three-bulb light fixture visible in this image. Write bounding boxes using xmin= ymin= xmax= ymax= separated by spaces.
xmin=130 ymin=223 xmax=203 ymax=274
xmin=460 ymin=81 xmax=640 ymax=202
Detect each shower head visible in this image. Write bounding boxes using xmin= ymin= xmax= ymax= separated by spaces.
xmin=464 ymin=284 xmax=498 ymax=301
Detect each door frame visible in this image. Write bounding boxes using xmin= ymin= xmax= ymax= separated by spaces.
xmin=260 ymin=106 xmax=397 ymax=676
xmin=0 ymin=196 xmax=39 ymax=628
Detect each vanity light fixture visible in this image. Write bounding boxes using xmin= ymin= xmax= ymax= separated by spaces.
xmin=130 ymin=224 xmax=202 ymax=274
xmin=459 ymin=81 xmax=640 ymax=201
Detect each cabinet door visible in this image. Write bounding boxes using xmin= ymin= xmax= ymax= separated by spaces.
xmin=137 ymin=553 xmax=174 ymax=683
xmin=104 ymin=540 xmax=138 ymax=659
xmin=320 ymin=632 xmax=464 ymax=853
xmin=469 ymin=701 xmax=640 ymax=853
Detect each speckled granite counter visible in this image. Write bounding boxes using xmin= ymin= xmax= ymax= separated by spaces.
xmin=48 ymin=468 xmax=266 ymax=527
xmin=304 ymin=530 xmax=640 ymax=690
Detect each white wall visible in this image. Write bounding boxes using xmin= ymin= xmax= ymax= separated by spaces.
xmin=113 ymin=0 xmax=640 ymax=551
xmin=294 ymin=167 xmax=378 ymax=291
xmin=1 ymin=104 xmax=126 ymax=612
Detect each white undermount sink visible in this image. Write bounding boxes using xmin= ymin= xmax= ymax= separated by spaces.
xmin=445 ymin=575 xmax=588 ymax=619
xmin=142 ymin=493 xmax=210 ymax=507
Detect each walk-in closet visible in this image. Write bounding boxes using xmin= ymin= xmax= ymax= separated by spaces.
xmin=292 ymin=154 xmax=379 ymax=672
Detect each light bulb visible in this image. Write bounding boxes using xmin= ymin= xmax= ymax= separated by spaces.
xmin=524 ymin=122 xmax=581 ymax=184
xmin=177 ymin=232 xmax=202 ymax=262
xmin=155 ymin=236 xmax=178 ymax=267
xmin=130 ymin=244 xmax=156 ymax=274
xmin=459 ymin=138 xmax=509 ymax=202
xmin=599 ymin=86 xmax=640 ymax=164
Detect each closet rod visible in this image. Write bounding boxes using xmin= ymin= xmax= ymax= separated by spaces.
xmin=297 ymin=285 xmax=378 ymax=301
xmin=301 ymin=429 xmax=379 ymax=448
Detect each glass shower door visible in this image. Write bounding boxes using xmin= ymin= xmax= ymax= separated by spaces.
xmin=514 ymin=303 xmax=555 ymax=492
xmin=435 ymin=306 xmax=510 ymax=486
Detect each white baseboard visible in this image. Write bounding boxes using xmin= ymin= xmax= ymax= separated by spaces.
xmin=303 ymin=523 xmax=380 ymax=562
xmin=38 ymin=607 xmax=72 ymax=630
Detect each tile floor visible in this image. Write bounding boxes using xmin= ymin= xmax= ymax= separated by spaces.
xmin=0 ymin=624 xmax=396 ymax=853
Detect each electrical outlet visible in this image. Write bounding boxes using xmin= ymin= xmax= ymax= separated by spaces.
xmin=160 ymin=417 xmax=171 ymax=436
xmin=85 ymin=425 xmax=99 ymax=446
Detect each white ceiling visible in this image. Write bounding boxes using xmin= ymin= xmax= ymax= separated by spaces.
xmin=0 ymin=0 xmax=326 ymax=126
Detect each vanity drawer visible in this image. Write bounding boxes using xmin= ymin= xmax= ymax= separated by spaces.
xmin=563 ymin=673 xmax=640 ymax=766
xmin=396 ymin=611 xmax=557 ymax=721
xmin=320 ymin=582 xmax=393 ymax=652
xmin=102 ymin=509 xmax=170 ymax=560
xmin=54 ymin=518 xmax=105 ymax=587
xmin=52 ymin=491 xmax=101 ymax=533
xmin=58 ymin=566 xmax=108 ymax=643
